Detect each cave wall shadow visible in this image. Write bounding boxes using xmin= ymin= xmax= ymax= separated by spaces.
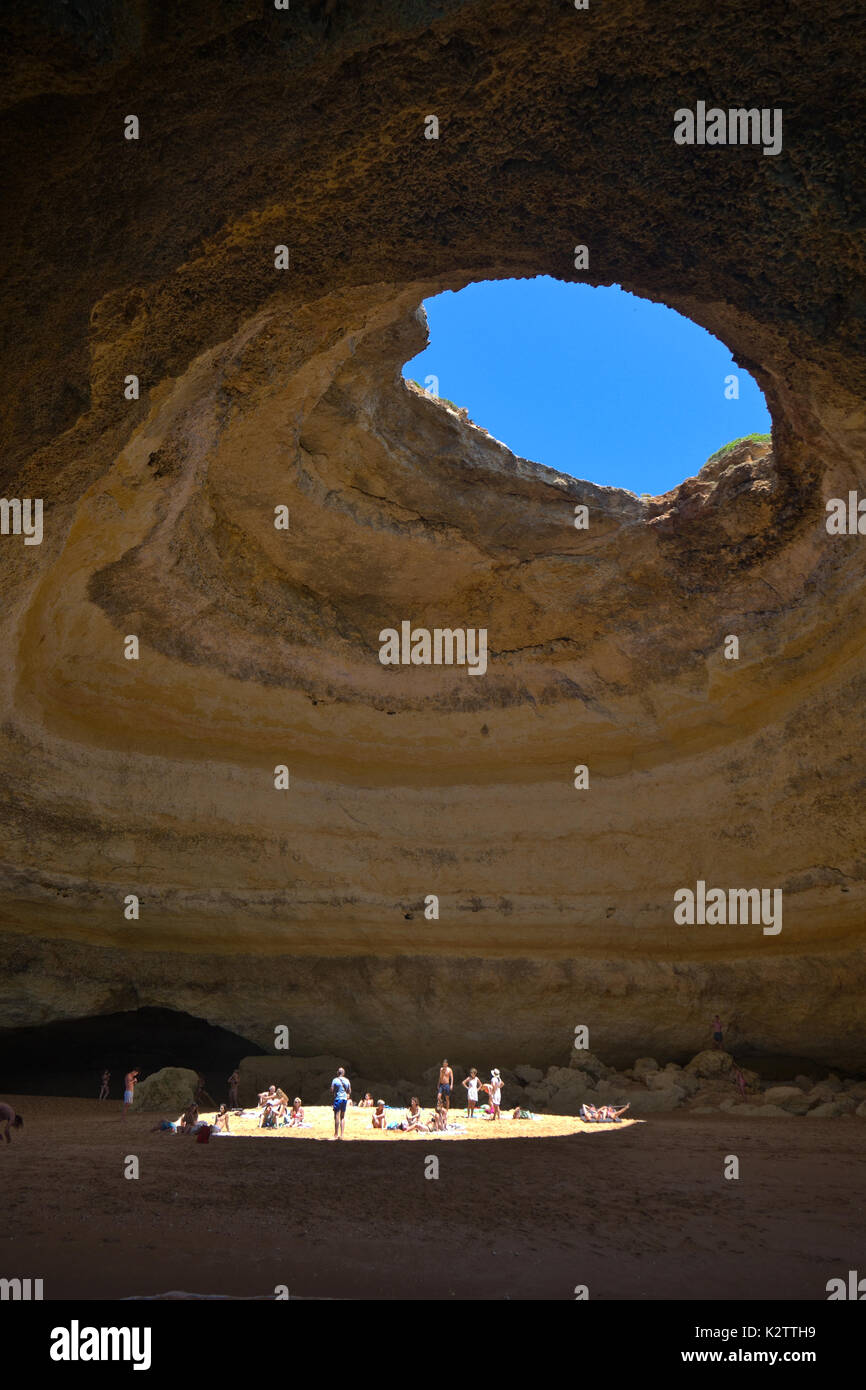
xmin=0 ymin=1007 xmax=266 ymax=1100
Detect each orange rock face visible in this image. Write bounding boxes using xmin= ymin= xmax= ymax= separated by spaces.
xmin=0 ymin=3 xmax=864 ymax=1074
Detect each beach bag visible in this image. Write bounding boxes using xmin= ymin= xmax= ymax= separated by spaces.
xmin=195 ymin=1123 xmax=212 ymax=1144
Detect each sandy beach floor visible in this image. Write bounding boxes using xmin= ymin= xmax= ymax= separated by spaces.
xmin=195 ymin=1103 xmax=638 ymax=1141
xmin=2 ymin=1096 xmax=863 ymax=1300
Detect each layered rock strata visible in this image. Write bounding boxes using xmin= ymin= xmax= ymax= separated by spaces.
xmin=0 ymin=2 xmax=864 ymax=1072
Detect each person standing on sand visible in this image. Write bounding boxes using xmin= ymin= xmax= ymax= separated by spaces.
xmin=711 ymin=1016 xmax=724 ymax=1050
xmin=0 ymin=1102 xmax=23 ymax=1143
xmin=227 ymin=1069 xmax=239 ymax=1108
xmin=331 ymin=1067 xmax=352 ymax=1139
xmin=437 ymin=1059 xmax=454 ymax=1111
xmin=488 ymin=1069 xmax=503 ymax=1120
xmin=98 ymin=1069 xmax=110 ymax=1101
xmin=461 ymin=1067 xmax=481 ymax=1119
xmin=123 ymin=1068 xmax=139 ymax=1119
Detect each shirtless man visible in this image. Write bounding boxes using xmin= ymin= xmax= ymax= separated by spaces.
xmin=0 ymin=1102 xmax=23 ymax=1143
xmin=437 ymin=1059 xmax=454 ymax=1111
xmin=123 ymin=1068 xmax=139 ymax=1119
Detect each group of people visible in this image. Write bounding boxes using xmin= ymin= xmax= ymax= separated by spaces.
xmin=256 ymin=1085 xmax=306 ymax=1129
xmin=579 ymin=1102 xmax=630 ymax=1124
xmin=151 ymin=1101 xmax=236 ymax=1140
xmin=327 ymin=1061 xmax=513 ymax=1139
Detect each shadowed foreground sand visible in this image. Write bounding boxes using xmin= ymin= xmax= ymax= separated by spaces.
xmin=2 ymin=1097 xmax=862 ymax=1301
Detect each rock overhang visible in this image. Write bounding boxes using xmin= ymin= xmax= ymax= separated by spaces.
xmin=0 ymin=0 xmax=864 ymax=1068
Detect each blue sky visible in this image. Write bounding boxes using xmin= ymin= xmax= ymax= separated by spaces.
xmin=403 ymin=277 xmax=771 ymax=495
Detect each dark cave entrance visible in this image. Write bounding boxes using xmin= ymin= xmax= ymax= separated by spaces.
xmin=0 ymin=1007 xmax=267 ymax=1101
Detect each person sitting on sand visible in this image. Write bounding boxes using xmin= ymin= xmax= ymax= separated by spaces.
xmin=259 ymin=1092 xmax=283 ymax=1128
xmin=285 ymin=1097 xmax=305 ymax=1127
xmin=358 ymin=1092 xmax=375 ymax=1108
xmin=427 ymin=1098 xmax=447 ymax=1131
xmin=274 ymin=1087 xmax=289 ymax=1120
xmin=179 ymin=1102 xmax=199 ymax=1134
xmin=258 ymin=1085 xmax=277 ymax=1107
xmin=462 ymin=1067 xmax=481 ymax=1119
xmin=0 ymin=1102 xmax=23 ymax=1144
xmin=400 ymin=1097 xmax=427 ymax=1132
xmin=212 ymin=1103 xmax=231 ymax=1134
xmin=372 ymin=1099 xmax=387 ymax=1129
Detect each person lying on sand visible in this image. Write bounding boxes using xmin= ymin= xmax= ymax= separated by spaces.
xmin=372 ymin=1100 xmax=387 ymax=1129
xmin=400 ymin=1098 xmax=427 ymax=1132
xmin=598 ymin=1104 xmax=630 ymax=1122
xmin=579 ymin=1103 xmax=600 ymax=1122
xmin=285 ymin=1098 xmax=305 ymax=1127
xmin=0 ymin=1102 xmax=23 ymax=1143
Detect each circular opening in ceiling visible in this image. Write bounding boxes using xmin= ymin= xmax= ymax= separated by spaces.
xmin=403 ymin=277 xmax=772 ymax=496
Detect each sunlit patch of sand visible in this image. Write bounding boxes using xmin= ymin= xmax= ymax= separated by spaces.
xmin=199 ymin=1105 xmax=642 ymax=1141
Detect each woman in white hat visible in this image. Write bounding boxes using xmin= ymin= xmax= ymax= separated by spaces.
xmin=488 ymin=1069 xmax=503 ymax=1120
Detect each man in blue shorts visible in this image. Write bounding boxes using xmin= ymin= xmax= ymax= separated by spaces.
xmin=437 ymin=1059 xmax=453 ymax=1111
xmin=331 ymin=1066 xmax=352 ymax=1139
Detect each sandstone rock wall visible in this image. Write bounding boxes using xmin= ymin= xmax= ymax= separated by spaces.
xmin=0 ymin=3 xmax=863 ymax=1071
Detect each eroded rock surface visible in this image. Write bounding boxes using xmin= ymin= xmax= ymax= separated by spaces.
xmin=0 ymin=3 xmax=864 ymax=1074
